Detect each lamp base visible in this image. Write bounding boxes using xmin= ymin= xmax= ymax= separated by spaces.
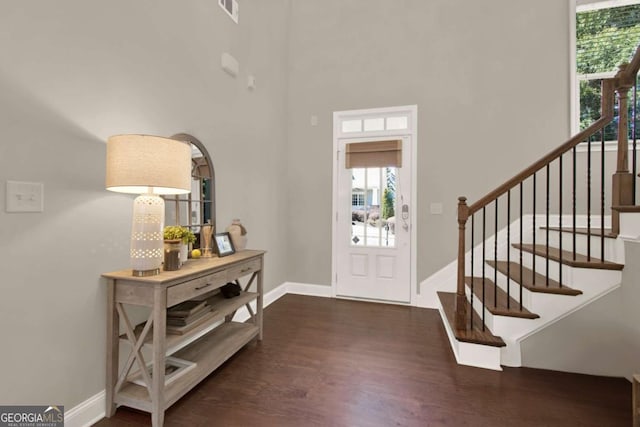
xmin=132 ymin=268 xmax=161 ymax=277
xmin=130 ymin=194 xmax=165 ymax=275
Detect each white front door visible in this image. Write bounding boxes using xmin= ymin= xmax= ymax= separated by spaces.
xmin=335 ymin=135 xmax=412 ymax=303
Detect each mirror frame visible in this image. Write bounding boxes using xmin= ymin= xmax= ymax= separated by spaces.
xmin=165 ymin=133 xmax=216 ymax=233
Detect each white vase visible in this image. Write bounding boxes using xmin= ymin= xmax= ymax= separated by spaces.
xmin=226 ymin=219 xmax=247 ymax=251
xmin=180 ymin=243 xmax=189 ymax=264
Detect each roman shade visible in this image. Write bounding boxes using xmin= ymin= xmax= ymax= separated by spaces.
xmin=345 ymin=140 xmax=402 ymax=169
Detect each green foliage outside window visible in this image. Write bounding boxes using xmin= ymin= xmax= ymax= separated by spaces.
xmin=577 ymin=5 xmax=640 ymax=139
xmin=382 ymin=188 xmax=395 ymax=220
xmin=382 ymin=167 xmax=396 ymax=220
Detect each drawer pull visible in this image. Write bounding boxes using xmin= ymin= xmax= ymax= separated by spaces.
xmin=195 ymin=283 xmax=213 ymax=291
xmin=241 ymin=268 xmax=251 ymax=273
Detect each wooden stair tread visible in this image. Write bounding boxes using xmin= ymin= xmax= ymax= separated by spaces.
xmin=540 ymin=226 xmax=616 ymax=239
xmin=464 ymin=277 xmax=539 ymax=319
xmin=487 ymin=261 xmax=582 ymax=296
xmin=611 ymin=205 xmax=640 ymax=213
xmin=513 ymin=243 xmax=624 ymax=270
xmin=437 ymin=292 xmax=505 ymax=347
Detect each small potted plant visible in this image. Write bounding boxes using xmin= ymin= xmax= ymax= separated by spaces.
xmin=163 ymin=226 xmax=196 ymax=263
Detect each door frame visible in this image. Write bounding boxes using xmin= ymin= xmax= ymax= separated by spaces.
xmin=331 ymin=105 xmax=418 ymax=305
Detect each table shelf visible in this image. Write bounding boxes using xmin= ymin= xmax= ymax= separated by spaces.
xmin=120 ymin=291 xmax=259 ymax=355
xmin=116 ymin=322 xmax=259 ymax=411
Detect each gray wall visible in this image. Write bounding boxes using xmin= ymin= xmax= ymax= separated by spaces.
xmin=0 ymin=0 xmax=290 ymax=408
xmin=285 ymin=0 xmax=572 ymax=287
xmin=0 ymin=0 xmax=588 ymax=412
xmin=521 ymin=240 xmax=640 ymax=379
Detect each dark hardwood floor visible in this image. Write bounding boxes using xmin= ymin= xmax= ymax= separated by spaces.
xmin=94 ymin=294 xmax=631 ymax=426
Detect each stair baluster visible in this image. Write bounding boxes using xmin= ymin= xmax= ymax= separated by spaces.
xmin=546 ymin=164 xmax=550 ymax=287
xmin=533 ymin=173 xmax=536 ymax=279
xmin=588 ymin=136 xmax=592 ymax=261
xmin=470 ymin=215 xmax=475 ymax=330
xmin=633 ymin=79 xmax=638 ymax=204
xmin=519 ymin=183 xmax=523 ymax=311
xmin=494 ymin=200 xmax=498 ymax=309
xmin=573 ymin=147 xmax=577 ymax=261
xmin=507 ymin=190 xmax=511 ymax=309
xmin=601 ymin=128 xmax=606 ymax=263
xmin=482 ymin=207 xmax=486 ymax=332
xmin=559 ymin=156 xmax=563 ymax=288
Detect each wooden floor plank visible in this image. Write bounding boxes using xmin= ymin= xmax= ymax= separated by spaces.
xmin=514 ymin=243 xmax=624 ymax=270
xmin=93 ymin=294 xmax=631 ymax=427
xmin=488 ymin=260 xmax=582 ymax=296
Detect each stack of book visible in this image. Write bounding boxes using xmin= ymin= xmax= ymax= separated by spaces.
xmin=166 ymin=299 xmax=213 ymax=335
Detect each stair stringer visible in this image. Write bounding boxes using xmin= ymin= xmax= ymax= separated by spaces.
xmin=422 ymin=214 xmax=624 ymax=371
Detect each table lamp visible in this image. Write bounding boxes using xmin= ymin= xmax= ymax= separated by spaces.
xmin=106 ymin=134 xmax=192 ymax=276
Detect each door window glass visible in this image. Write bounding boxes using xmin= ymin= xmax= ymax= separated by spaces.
xmin=350 ymin=167 xmax=397 ymax=247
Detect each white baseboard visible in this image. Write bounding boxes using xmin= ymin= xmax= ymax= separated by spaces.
xmin=65 ymin=391 xmax=105 ymax=427
xmin=74 ymin=282 xmax=332 ymax=426
xmin=285 ymin=281 xmax=332 ymax=297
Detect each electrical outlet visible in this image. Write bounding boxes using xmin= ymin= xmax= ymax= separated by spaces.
xmin=6 ymin=181 xmax=44 ymax=213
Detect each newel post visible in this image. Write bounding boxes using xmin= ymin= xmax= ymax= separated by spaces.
xmin=612 ymin=64 xmax=635 ymax=234
xmin=455 ymin=196 xmax=469 ymax=330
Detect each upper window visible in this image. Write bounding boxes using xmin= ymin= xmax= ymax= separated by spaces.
xmin=218 ymin=0 xmax=239 ymax=23
xmin=340 ymin=115 xmax=409 ymax=134
xmin=576 ymin=1 xmax=640 ymax=138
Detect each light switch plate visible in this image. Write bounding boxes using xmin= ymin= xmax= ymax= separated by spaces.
xmin=6 ymin=181 xmax=44 ymax=213
xmin=221 ymin=52 xmax=239 ymax=77
xmin=430 ymin=202 xmax=443 ymax=215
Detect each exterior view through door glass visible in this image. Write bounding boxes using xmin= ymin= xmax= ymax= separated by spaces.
xmin=350 ymin=167 xmax=397 ymax=248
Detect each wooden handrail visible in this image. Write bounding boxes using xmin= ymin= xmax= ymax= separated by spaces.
xmin=466 ymin=79 xmax=616 ymax=216
xmin=621 ymin=43 xmax=640 ymax=80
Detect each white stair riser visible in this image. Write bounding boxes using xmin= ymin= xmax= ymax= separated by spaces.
xmin=469 ymin=260 xmax=581 ymax=312
xmin=466 ymin=265 xmax=533 ymax=313
xmin=465 ymin=279 xmax=549 ymax=339
xmin=466 ymin=286 xmax=540 ymax=338
xmin=437 ymin=300 xmax=502 ymax=371
xmin=619 ymin=212 xmax=640 ymax=240
xmin=500 ymin=338 xmax=522 ymax=367
xmin=466 ymin=287 xmax=497 ymax=331
xmin=533 ymin=229 xmax=624 ymax=263
xmin=517 ymin=250 xmax=621 ymax=287
xmin=471 ymin=258 xmax=620 ymax=313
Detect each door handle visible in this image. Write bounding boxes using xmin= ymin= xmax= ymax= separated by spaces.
xmin=400 ymin=196 xmax=409 ymax=231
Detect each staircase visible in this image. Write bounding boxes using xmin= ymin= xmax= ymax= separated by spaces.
xmin=436 ymin=46 xmax=640 ymax=371
xmin=437 ymin=215 xmax=626 ymax=370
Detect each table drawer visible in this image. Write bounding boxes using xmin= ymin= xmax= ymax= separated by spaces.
xmin=167 ymin=270 xmax=227 ymax=307
xmin=227 ymin=258 xmax=261 ymax=281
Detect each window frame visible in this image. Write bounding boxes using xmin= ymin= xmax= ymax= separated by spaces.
xmin=570 ymin=0 xmax=640 ymax=136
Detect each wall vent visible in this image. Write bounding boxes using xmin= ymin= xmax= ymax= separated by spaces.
xmin=219 ymin=0 xmax=239 ymax=23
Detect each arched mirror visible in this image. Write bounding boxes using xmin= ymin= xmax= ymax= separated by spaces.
xmin=164 ymin=133 xmax=215 ymax=245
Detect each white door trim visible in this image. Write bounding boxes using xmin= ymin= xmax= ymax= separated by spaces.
xmin=331 ymin=105 xmax=418 ymax=306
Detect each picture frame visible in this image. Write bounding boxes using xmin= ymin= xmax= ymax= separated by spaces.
xmin=213 ymin=232 xmax=235 ymax=257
